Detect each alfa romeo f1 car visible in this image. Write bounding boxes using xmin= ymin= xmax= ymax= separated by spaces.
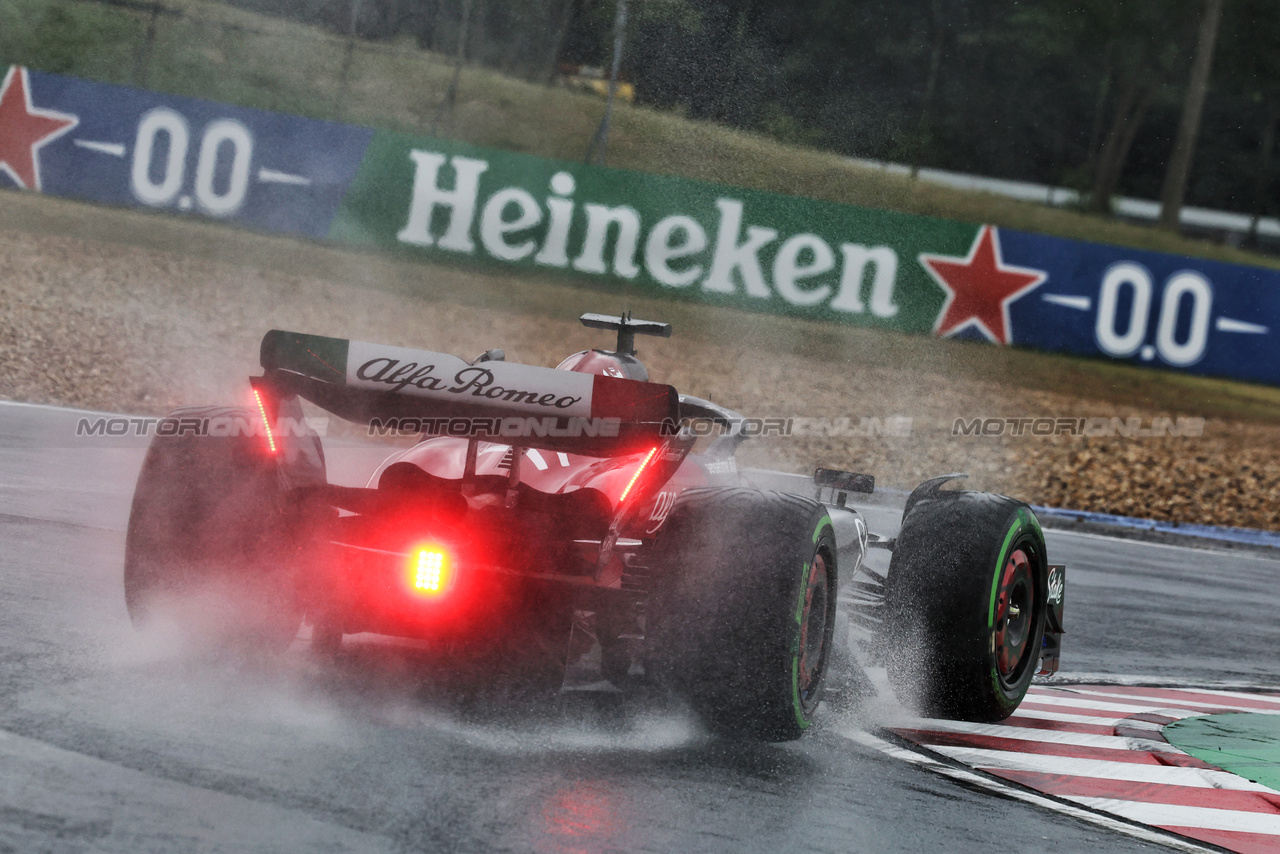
xmin=124 ymin=312 xmax=1065 ymax=741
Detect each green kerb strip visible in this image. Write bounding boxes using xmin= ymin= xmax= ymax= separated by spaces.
xmin=1165 ymin=713 xmax=1280 ymax=791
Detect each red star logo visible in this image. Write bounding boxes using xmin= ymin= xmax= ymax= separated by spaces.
xmin=0 ymin=66 xmax=78 ymax=192
xmin=919 ymin=225 xmax=1047 ymax=345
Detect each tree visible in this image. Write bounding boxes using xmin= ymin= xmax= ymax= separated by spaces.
xmin=1054 ymin=0 xmax=1202 ymax=213
xmin=1215 ymin=0 xmax=1280 ymax=241
xmin=1159 ymin=0 xmax=1225 ymax=229
xmin=207 ymin=0 xmax=1280 ymax=223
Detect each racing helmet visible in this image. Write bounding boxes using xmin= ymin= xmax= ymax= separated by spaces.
xmin=555 ymin=349 xmax=650 ymax=382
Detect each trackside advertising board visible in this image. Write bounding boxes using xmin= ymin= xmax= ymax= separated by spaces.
xmin=3 ymin=64 xmax=1278 ymax=384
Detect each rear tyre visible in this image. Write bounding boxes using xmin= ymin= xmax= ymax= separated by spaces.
xmin=124 ymin=405 xmax=319 ymax=652
xmin=648 ymin=488 xmax=837 ymax=742
xmin=882 ymin=490 xmax=1047 ymax=721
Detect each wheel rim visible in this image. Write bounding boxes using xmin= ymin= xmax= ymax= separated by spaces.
xmin=994 ymin=546 xmax=1035 ymax=685
xmin=797 ymin=551 xmax=830 ymax=704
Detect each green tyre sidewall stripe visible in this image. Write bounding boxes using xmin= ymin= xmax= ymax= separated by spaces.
xmin=985 ymin=507 xmax=1044 ymax=703
xmin=791 ymin=515 xmax=834 ymax=731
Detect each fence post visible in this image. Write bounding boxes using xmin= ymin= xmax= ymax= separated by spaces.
xmin=431 ymin=0 xmax=473 ymax=136
xmin=1158 ymin=0 xmax=1224 ymax=231
xmin=131 ymin=0 xmax=163 ymax=88
xmin=334 ymin=0 xmax=361 ymax=118
xmin=585 ymin=0 xmax=628 ymax=166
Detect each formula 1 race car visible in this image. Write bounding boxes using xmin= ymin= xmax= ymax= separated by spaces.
xmin=123 ymin=312 xmax=1065 ymax=741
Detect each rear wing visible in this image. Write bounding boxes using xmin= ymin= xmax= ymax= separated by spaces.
xmin=257 ymin=330 xmax=678 ymax=456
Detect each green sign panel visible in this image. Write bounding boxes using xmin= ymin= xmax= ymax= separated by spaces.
xmin=330 ymin=133 xmax=978 ymax=332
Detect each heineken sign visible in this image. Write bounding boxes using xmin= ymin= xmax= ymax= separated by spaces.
xmin=330 ymin=133 xmax=965 ymax=334
xmin=5 ymin=64 xmax=1279 ymax=385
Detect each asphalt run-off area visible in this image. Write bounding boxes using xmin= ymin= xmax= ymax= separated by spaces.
xmin=1 ymin=400 xmax=1278 ymax=853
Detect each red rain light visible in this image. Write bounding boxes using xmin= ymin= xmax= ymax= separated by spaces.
xmin=251 ymin=387 xmax=277 ymax=454
xmin=411 ymin=548 xmax=448 ymax=594
xmin=619 ymin=446 xmax=659 ymax=503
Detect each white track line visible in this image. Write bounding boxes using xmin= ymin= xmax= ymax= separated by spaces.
xmin=1018 ymin=694 xmax=1224 ymax=717
xmin=875 ymin=682 xmax=1280 ymax=852
xmin=1043 ymin=676 xmax=1280 ymax=692
xmin=999 ymin=707 xmax=1135 ymax=727
xmin=896 ymin=719 xmax=1186 ymax=753
xmin=1042 ymin=527 xmax=1255 ymax=555
xmin=0 ymin=400 xmax=130 ymax=418
xmin=925 ymin=746 xmax=1276 ymax=791
xmin=841 ymin=728 xmax=1220 ymax=854
xmin=1055 ymin=687 xmax=1280 ymax=712
xmin=1072 ymin=799 xmax=1280 ymax=836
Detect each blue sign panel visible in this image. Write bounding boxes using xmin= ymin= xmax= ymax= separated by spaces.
xmin=0 ymin=66 xmax=371 ymax=238
xmin=1001 ymin=229 xmax=1279 ymax=385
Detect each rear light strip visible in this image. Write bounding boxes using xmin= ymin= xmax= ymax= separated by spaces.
xmin=251 ymin=387 xmax=277 ymax=454
xmin=619 ymin=446 xmax=659 ymax=503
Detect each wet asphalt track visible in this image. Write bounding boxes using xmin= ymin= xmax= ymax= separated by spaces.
xmin=1 ymin=401 xmax=1277 ymax=853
